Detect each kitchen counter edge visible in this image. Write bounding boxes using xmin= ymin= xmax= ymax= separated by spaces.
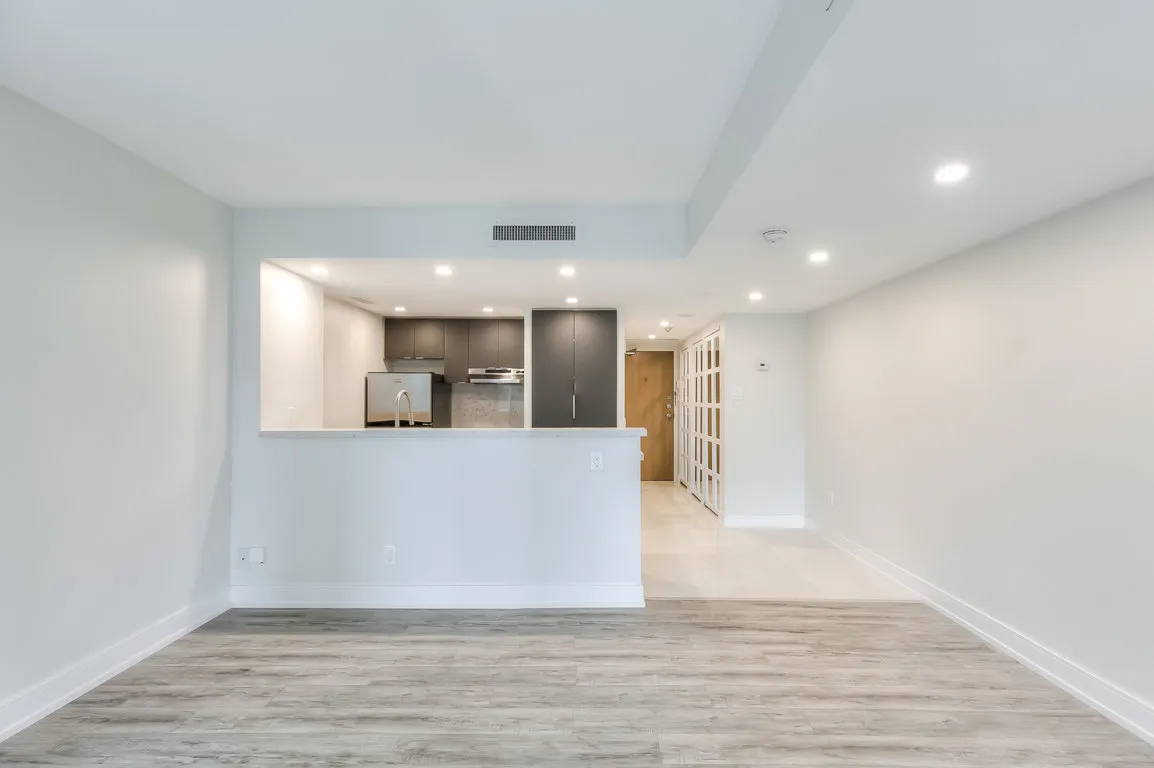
xmin=260 ymin=427 xmax=647 ymax=439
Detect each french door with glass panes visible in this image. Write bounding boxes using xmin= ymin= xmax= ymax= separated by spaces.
xmin=678 ymin=331 xmax=721 ymax=514
xmin=677 ymin=347 xmax=693 ymax=487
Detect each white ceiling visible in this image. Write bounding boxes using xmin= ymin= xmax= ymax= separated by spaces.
xmin=691 ymin=0 xmax=1154 ymax=310
xmin=0 ymin=0 xmax=780 ymax=206
xmin=272 ymin=257 xmax=719 ymax=342
xmin=7 ymin=0 xmax=1154 ymax=333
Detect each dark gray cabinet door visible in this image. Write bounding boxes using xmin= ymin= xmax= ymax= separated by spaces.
xmin=413 ymin=319 xmax=445 ymax=359
xmin=443 ymin=320 xmax=470 ymax=383
xmin=531 ymin=310 xmax=575 ymax=428
xmin=573 ymin=310 xmax=618 ymax=428
xmin=384 ymin=318 xmax=415 ymax=359
xmin=468 ymin=319 xmax=500 ymax=368
xmin=497 ymin=320 xmax=524 ymax=368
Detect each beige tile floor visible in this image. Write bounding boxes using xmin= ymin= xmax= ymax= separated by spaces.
xmin=642 ymin=481 xmax=917 ymax=600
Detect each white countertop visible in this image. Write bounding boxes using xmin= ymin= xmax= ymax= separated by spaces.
xmin=261 ymin=427 xmax=647 ymax=439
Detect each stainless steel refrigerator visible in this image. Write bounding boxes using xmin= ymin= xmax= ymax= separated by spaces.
xmin=365 ymin=372 xmax=452 ymax=428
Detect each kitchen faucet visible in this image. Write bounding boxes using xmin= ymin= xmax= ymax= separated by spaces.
xmin=394 ymin=389 xmax=414 ymax=427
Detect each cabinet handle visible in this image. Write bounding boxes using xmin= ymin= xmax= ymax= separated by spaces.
xmin=572 ymin=393 xmax=576 ymax=421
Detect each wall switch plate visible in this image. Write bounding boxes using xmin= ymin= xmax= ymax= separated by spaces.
xmin=383 ymin=545 xmax=397 ymax=566
xmin=590 ymin=451 xmax=604 ymax=471
xmin=756 ymin=360 xmax=769 ymax=372
xmin=731 ymin=386 xmax=744 ymax=400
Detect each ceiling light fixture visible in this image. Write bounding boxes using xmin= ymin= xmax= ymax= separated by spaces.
xmin=659 ymin=320 xmax=670 ymax=328
xmin=309 ymin=265 xmax=328 ymax=276
xmin=559 ymin=265 xmax=576 ymax=277
xmin=565 ymin=297 xmax=579 ymax=304
xmin=808 ymin=249 xmax=830 ymax=264
xmin=394 ymin=306 xmax=406 ymax=313
xmin=435 ymin=265 xmax=453 ymax=277
xmin=648 ymin=334 xmax=657 ymax=340
xmin=749 ymin=291 xmax=764 ymax=302
xmin=482 ymin=307 xmax=494 ymax=313
xmin=933 ymin=162 xmax=970 ymax=185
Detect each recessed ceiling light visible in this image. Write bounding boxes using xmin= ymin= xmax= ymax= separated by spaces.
xmin=748 ymin=291 xmax=764 ymax=302
xmin=482 ymin=306 xmax=494 ymax=313
xmin=659 ymin=320 xmax=670 ymax=328
xmin=394 ymin=306 xmax=406 ymax=312
xmin=648 ymin=334 xmax=657 ymax=340
xmin=808 ymin=249 xmax=830 ymax=264
xmin=559 ymin=265 xmax=576 ymax=277
xmin=565 ymin=297 xmax=579 ymax=304
xmin=435 ymin=265 xmax=453 ymax=277
xmin=309 ymin=265 xmax=328 ymax=276
xmin=933 ymin=162 xmax=970 ymax=185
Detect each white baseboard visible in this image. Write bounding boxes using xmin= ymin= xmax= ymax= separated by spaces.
xmin=231 ymin=583 xmax=646 ymax=609
xmin=0 ymin=592 xmax=230 ymax=744
xmin=724 ymin=514 xmax=805 ymax=529
xmin=820 ymin=529 xmax=1154 ymax=746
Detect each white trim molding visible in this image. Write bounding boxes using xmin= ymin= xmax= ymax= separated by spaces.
xmin=231 ymin=583 xmax=646 ymax=609
xmin=724 ymin=514 xmax=805 ymax=529
xmin=0 ymin=593 xmax=230 ymax=744
xmin=819 ymin=529 xmax=1154 ymax=746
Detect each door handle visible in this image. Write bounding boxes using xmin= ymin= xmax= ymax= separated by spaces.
xmin=572 ymin=393 xmax=576 ymax=421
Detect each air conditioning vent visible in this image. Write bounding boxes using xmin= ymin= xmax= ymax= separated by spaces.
xmin=493 ymin=224 xmax=576 ymax=242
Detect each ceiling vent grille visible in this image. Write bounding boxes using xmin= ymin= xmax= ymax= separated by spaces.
xmin=493 ymin=224 xmax=576 ymax=242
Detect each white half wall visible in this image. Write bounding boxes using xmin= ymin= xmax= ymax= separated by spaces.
xmin=721 ymin=314 xmax=806 ymax=527
xmin=0 ymin=87 xmax=232 ymax=740
xmin=232 ymin=431 xmax=643 ymax=607
xmin=807 ymin=177 xmax=1154 ymax=740
xmin=260 ymin=263 xmax=323 ymax=430
xmin=323 ymin=297 xmax=385 ymax=428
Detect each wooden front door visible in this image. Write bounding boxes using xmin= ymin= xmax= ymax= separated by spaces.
xmin=625 ymin=351 xmax=675 ymax=481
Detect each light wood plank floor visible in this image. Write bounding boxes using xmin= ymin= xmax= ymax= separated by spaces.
xmin=642 ymin=482 xmax=915 ymax=600
xmin=2 ymin=602 xmax=1150 ymax=766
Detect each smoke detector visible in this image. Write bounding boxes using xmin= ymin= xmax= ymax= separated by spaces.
xmin=761 ymin=228 xmax=789 ymax=244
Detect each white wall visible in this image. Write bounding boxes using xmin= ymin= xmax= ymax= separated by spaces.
xmin=323 ymin=297 xmax=384 ymax=428
xmin=232 ymin=432 xmax=643 ymax=607
xmin=807 ymin=177 xmax=1154 ymax=739
xmin=721 ymin=314 xmax=807 ymax=527
xmin=0 ymin=87 xmax=231 ymax=739
xmin=260 ymin=263 xmax=323 ymax=430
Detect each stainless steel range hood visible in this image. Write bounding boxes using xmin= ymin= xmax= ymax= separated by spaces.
xmin=468 ymin=367 xmax=525 ymax=384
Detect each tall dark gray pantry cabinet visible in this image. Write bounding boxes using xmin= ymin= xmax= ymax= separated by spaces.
xmin=531 ymin=310 xmax=618 ymax=428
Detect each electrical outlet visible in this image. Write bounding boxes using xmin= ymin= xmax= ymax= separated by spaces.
xmin=240 ymin=546 xmax=266 ymax=564
xmin=383 ymin=545 xmax=397 ymax=566
xmin=590 ymin=451 xmax=604 ymax=472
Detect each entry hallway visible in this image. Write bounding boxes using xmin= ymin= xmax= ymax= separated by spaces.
xmin=641 ymin=482 xmax=914 ymax=600
xmin=2 ymin=602 xmax=1150 ymax=766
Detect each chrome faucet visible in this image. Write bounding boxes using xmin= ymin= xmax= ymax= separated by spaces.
xmin=394 ymin=389 xmax=414 ymax=427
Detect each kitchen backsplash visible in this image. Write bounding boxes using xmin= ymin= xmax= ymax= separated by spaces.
xmin=451 ymin=383 xmax=524 ymax=428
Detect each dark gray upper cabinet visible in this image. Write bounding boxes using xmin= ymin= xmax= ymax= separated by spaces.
xmin=531 ymin=309 xmax=617 ymax=428
xmin=384 ymin=318 xmax=415 ymax=359
xmin=573 ymin=310 xmax=618 ymax=427
xmin=497 ymin=320 xmax=525 ymax=368
xmin=413 ymin=319 xmax=445 ymax=359
xmin=531 ymin=310 xmax=576 ymax=428
xmin=385 ymin=318 xmax=444 ymax=359
xmin=443 ymin=320 xmax=470 ymax=383
xmin=468 ymin=319 xmax=500 ymax=368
